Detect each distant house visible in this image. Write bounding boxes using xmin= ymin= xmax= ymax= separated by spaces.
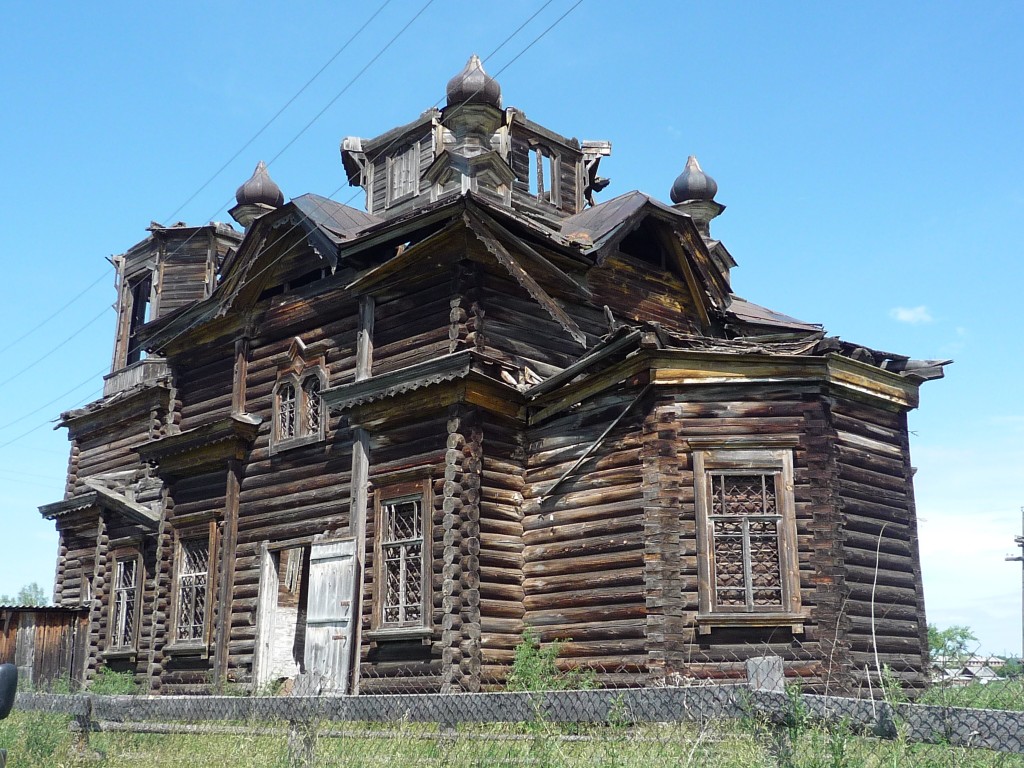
xmin=38 ymin=57 xmax=946 ymax=696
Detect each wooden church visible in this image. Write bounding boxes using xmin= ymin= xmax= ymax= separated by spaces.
xmin=40 ymin=56 xmax=947 ymax=695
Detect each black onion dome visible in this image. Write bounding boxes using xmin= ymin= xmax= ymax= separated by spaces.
xmin=236 ymin=160 xmax=284 ymax=207
xmin=446 ymin=54 xmax=501 ymax=108
xmin=670 ymin=155 xmax=718 ymax=204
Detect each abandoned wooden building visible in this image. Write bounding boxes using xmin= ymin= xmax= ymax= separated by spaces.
xmin=39 ymin=56 xmax=947 ymax=696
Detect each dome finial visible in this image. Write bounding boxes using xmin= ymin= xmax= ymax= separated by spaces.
xmin=235 ymin=160 xmax=284 ymax=208
xmin=446 ymin=54 xmax=502 ymax=109
xmin=670 ymin=155 xmax=717 ymax=204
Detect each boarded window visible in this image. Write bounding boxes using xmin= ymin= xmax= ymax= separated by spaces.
xmin=387 ymin=144 xmax=419 ymax=204
xmin=380 ymin=497 xmax=424 ymax=626
xmin=692 ymin=445 xmax=800 ymax=625
xmin=110 ymin=557 xmax=138 ymax=648
xmin=708 ymin=473 xmax=784 ymax=609
xmin=176 ymin=539 xmax=209 ymax=642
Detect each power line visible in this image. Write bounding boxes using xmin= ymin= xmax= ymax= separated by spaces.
xmin=0 ymin=267 xmax=112 ymax=357
xmin=0 ymin=305 xmax=112 ymax=390
xmin=0 ymin=0 xmax=584 ymax=451
xmin=0 ymin=0 xmax=401 ymax=364
xmin=162 ymin=0 xmax=395 ymax=225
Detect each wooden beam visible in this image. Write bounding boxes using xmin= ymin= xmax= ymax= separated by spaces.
xmin=466 ymin=210 xmax=588 ymax=348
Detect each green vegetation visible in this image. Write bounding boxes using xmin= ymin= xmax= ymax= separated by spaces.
xmin=2 ymin=708 xmax=1024 ymax=767
xmin=919 ymin=677 xmax=1024 ymax=711
xmin=88 ymin=666 xmax=138 ymax=696
xmin=507 ymin=628 xmax=596 ymax=692
xmin=927 ymin=623 xmax=979 ymax=664
xmin=0 ymin=582 xmax=48 ymax=607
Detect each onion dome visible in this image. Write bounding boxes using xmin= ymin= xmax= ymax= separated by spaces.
xmin=235 ymin=160 xmax=284 ymax=207
xmin=446 ymin=54 xmax=501 ymax=109
xmin=670 ymin=155 xmax=718 ymax=204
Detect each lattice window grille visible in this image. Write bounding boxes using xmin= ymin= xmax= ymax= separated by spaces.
xmin=302 ymin=376 xmax=322 ymax=434
xmin=176 ymin=540 xmax=209 ymax=642
xmin=381 ymin=497 xmax=423 ymax=625
xmin=278 ymin=382 xmax=296 ymax=440
xmin=709 ymin=472 xmax=784 ymax=610
xmin=111 ymin=558 xmax=137 ymax=648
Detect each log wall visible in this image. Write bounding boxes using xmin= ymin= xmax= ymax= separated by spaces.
xmin=523 ymin=386 xmax=649 ymax=687
xmin=831 ymin=398 xmax=928 ymax=691
xmin=654 ymin=384 xmax=839 ymax=688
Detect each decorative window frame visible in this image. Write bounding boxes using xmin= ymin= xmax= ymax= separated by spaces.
xmin=168 ymin=524 xmax=217 ymax=654
xmin=690 ymin=436 xmax=803 ymax=634
xmin=386 ymin=143 xmax=420 ymax=207
xmin=367 ymin=474 xmax=432 ymax=642
xmin=271 ymin=338 xmax=328 ymax=454
xmin=106 ymin=548 xmax=143 ymax=655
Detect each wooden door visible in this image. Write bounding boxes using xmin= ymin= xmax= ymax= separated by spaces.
xmin=303 ymin=537 xmax=357 ymax=694
xmin=252 ymin=544 xmax=279 ymax=689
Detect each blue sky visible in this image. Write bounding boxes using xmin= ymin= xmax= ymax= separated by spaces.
xmin=1 ymin=1 xmax=1021 ymax=654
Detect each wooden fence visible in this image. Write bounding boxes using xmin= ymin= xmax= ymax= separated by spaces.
xmin=0 ymin=606 xmax=87 ymax=689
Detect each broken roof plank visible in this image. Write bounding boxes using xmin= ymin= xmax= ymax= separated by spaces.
xmin=466 ymin=209 xmax=588 ymax=349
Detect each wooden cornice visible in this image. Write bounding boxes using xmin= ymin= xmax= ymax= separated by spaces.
xmin=39 ymin=485 xmax=159 ymax=530
xmin=324 ymin=350 xmax=523 ymax=429
xmin=528 ymin=347 xmax=923 ymax=424
xmin=60 ymin=383 xmax=172 ymax=438
xmin=136 ymin=413 xmax=262 ymax=479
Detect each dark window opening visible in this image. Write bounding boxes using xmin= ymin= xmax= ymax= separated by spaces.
xmin=126 ymin=276 xmax=152 ymax=365
xmin=528 ymin=147 xmax=558 ymax=203
xmin=619 ymin=221 xmax=667 ymax=269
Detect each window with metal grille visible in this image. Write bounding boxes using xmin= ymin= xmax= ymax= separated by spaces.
xmin=302 ymin=376 xmax=321 ymax=434
xmin=692 ymin=443 xmax=801 ymax=628
xmin=277 ymin=382 xmax=296 ymax=440
xmin=709 ymin=473 xmax=784 ymax=610
xmin=380 ymin=496 xmax=423 ymax=626
xmin=176 ymin=539 xmax=209 ymax=642
xmin=110 ymin=558 xmax=138 ymax=648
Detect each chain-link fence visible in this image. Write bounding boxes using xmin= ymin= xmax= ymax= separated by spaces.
xmin=5 ymin=654 xmax=1024 ymax=767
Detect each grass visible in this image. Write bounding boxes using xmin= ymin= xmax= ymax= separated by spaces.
xmin=918 ymin=678 xmax=1024 ymax=711
xmin=3 ymin=709 xmax=1024 ymax=768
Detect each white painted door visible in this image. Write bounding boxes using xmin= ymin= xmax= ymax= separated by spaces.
xmin=303 ymin=537 xmax=357 ymax=694
xmin=252 ymin=544 xmax=279 ymax=689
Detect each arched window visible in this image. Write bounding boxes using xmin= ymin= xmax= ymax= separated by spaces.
xmin=272 ymin=369 xmax=327 ymax=452
xmin=303 ymin=376 xmax=322 ymax=434
xmin=277 ymin=382 xmax=296 ymax=440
